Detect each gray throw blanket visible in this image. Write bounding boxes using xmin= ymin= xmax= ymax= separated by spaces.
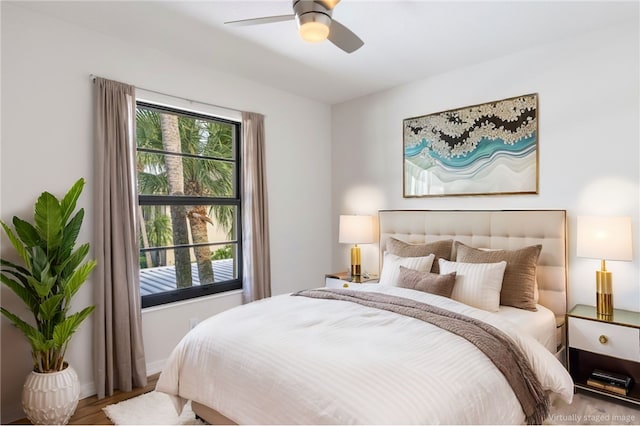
xmin=292 ymin=288 xmax=550 ymax=425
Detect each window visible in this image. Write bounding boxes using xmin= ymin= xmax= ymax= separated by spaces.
xmin=136 ymin=101 xmax=242 ymax=308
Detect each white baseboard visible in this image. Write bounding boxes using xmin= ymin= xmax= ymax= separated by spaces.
xmin=78 ymin=360 xmax=165 ymax=400
xmin=80 ymin=381 xmax=96 ymax=400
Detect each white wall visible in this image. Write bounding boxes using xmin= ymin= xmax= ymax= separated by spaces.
xmin=0 ymin=4 xmax=332 ymax=423
xmin=331 ymin=22 xmax=640 ymax=313
xmin=3 ymin=2 xmax=638 ymax=423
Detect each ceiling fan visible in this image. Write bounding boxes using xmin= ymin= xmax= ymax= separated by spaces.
xmin=224 ymin=0 xmax=364 ymax=54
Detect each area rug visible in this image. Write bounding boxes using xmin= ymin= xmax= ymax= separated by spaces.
xmin=546 ymin=392 xmax=639 ymax=425
xmin=106 ymin=389 xmax=639 ymax=425
xmin=103 ymin=391 xmax=204 ymax=425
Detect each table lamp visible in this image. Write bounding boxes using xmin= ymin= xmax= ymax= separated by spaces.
xmin=339 ymin=215 xmax=374 ymax=283
xmin=577 ymin=216 xmax=632 ymax=317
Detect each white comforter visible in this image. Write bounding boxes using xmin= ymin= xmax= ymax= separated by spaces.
xmin=157 ymin=285 xmax=573 ymax=424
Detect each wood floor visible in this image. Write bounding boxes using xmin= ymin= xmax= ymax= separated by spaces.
xmin=11 ymin=372 xmax=640 ymax=425
xmin=11 ymin=373 xmax=160 ymax=425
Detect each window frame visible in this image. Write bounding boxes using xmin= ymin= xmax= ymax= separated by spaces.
xmin=136 ymin=101 xmax=243 ymax=308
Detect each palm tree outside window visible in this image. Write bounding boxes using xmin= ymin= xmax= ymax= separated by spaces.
xmin=136 ymin=102 xmax=242 ymax=307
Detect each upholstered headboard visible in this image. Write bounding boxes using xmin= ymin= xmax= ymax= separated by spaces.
xmin=378 ymin=210 xmax=568 ymax=320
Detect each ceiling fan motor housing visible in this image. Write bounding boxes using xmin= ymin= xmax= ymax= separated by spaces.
xmin=293 ymin=0 xmax=333 ymax=29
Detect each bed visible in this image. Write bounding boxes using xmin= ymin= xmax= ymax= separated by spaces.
xmin=156 ymin=209 xmax=574 ymax=424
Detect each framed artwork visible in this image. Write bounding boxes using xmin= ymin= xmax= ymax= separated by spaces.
xmin=403 ymin=93 xmax=538 ymax=197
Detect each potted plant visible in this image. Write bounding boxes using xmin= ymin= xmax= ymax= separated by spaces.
xmin=1 ymin=178 xmax=96 ymax=425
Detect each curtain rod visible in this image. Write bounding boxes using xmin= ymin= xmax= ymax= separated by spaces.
xmin=90 ymin=74 xmax=244 ymax=115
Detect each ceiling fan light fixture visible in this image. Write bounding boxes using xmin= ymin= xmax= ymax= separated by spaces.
xmin=296 ymin=11 xmax=331 ymax=43
xmin=299 ymin=21 xmax=330 ymax=42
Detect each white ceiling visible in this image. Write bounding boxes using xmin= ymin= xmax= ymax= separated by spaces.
xmin=15 ymin=1 xmax=637 ymax=104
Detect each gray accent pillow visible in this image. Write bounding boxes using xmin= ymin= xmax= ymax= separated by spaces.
xmin=397 ymin=266 xmax=456 ymax=298
xmin=386 ymin=237 xmax=453 ymax=273
xmin=454 ymin=241 xmax=542 ymax=311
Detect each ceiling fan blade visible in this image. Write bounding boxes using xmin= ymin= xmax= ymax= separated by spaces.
xmin=318 ymin=0 xmax=341 ymax=10
xmin=224 ymin=14 xmax=295 ymax=27
xmin=327 ymin=19 xmax=363 ymax=53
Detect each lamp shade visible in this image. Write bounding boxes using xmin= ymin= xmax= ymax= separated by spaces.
xmin=576 ymin=216 xmax=632 ymax=261
xmin=339 ymin=215 xmax=374 ymax=244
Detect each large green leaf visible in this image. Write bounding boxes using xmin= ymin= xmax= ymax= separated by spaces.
xmin=0 ymin=308 xmax=43 ymax=348
xmin=0 ymin=273 xmax=37 ymax=312
xmin=38 ymin=294 xmax=65 ymax=322
xmin=60 ymin=178 xmax=85 ymax=225
xmin=34 ymin=191 xmax=63 ymax=253
xmin=2 ymin=261 xmax=38 ymax=311
xmin=29 ymin=246 xmax=49 ymax=281
xmin=12 ymin=217 xmax=41 ymax=248
xmin=1 ymin=258 xmax=31 ymax=284
xmin=0 ymin=221 xmax=31 ymax=268
xmin=27 ymin=264 xmax=56 ymax=299
xmin=58 ymin=209 xmax=84 ymax=265
xmin=58 ymin=242 xmax=89 ymax=282
xmin=52 ymin=306 xmax=95 ymax=348
xmin=62 ymin=260 xmax=96 ymax=301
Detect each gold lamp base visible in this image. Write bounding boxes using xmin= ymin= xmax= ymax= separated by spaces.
xmin=350 ymin=244 xmax=362 ymax=283
xmin=596 ymin=265 xmax=613 ymax=318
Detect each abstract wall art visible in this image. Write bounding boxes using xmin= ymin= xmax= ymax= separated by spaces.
xmin=403 ymin=94 xmax=538 ymax=197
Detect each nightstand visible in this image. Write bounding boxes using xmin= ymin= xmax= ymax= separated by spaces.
xmin=567 ymin=304 xmax=640 ymax=406
xmin=324 ymin=272 xmax=378 ymax=289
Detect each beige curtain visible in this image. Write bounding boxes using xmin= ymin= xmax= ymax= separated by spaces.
xmin=93 ymin=77 xmax=147 ymax=398
xmin=241 ymin=112 xmax=272 ymax=303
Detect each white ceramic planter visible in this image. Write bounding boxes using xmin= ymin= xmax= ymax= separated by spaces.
xmin=22 ymin=365 xmax=80 ymax=425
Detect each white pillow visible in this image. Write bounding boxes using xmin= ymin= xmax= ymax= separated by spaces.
xmin=438 ymin=259 xmax=507 ymax=312
xmin=379 ymin=252 xmax=435 ymax=287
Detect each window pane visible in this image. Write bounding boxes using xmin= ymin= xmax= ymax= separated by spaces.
xmin=138 ymin=204 xmax=237 ymax=249
xmin=136 ymin=108 xmax=235 ymax=161
xmin=138 ymin=152 xmax=236 ymax=198
xmin=138 ymin=202 xmax=238 ymax=298
xmin=139 ymin=245 xmax=238 ymax=297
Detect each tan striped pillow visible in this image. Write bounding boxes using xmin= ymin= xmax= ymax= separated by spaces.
xmin=454 ymin=242 xmax=542 ymax=311
xmin=386 ymin=238 xmax=453 ymax=273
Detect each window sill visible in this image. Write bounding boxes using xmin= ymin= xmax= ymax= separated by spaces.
xmin=142 ymin=288 xmax=243 ymax=313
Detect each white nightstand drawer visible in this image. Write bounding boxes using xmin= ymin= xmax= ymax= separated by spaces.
xmin=325 ymin=277 xmax=352 ymax=289
xmin=324 ymin=277 xmax=380 ymax=290
xmin=568 ymin=317 xmax=640 ymax=362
